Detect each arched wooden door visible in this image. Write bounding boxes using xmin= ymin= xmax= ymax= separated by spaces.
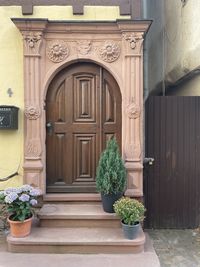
xmin=46 ymin=62 xmax=121 ymax=193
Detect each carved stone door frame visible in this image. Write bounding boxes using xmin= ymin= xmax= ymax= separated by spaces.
xmin=12 ymin=18 xmax=151 ymax=198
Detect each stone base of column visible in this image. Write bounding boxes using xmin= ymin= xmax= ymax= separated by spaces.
xmin=23 ymin=159 xmax=43 ymax=189
xmin=124 ymin=161 xmax=143 ymax=197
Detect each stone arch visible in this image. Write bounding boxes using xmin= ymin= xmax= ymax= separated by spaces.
xmin=12 ymin=18 xmax=151 ymax=199
xmin=42 ymin=58 xmax=123 ymax=103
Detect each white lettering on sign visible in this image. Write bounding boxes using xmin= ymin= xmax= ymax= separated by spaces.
xmin=0 ymin=116 xmax=4 ymax=125
xmin=0 ymin=108 xmax=11 ymax=111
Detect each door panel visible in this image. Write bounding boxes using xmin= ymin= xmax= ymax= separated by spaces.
xmin=46 ymin=62 xmax=121 ymax=193
xmin=102 ymin=69 xmax=122 ymax=151
xmin=74 ymin=74 xmax=96 ymax=122
xmin=74 ymin=134 xmax=96 ymax=181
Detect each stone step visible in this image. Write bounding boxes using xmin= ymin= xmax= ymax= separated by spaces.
xmin=38 ymin=203 xmax=121 ymax=228
xmin=7 ymin=226 xmax=145 ymax=254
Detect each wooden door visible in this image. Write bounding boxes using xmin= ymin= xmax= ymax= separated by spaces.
xmin=46 ymin=62 xmax=121 ymax=193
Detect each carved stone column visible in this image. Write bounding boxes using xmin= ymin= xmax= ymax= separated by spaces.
xmin=15 ymin=21 xmax=47 ymax=188
xmin=121 ymin=31 xmax=144 ymax=197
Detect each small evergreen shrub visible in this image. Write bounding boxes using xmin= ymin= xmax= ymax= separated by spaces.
xmin=114 ymin=197 xmax=146 ymax=225
xmin=96 ymin=138 xmax=126 ymax=195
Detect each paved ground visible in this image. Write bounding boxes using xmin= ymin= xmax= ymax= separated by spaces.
xmin=147 ymin=228 xmax=200 ymax=267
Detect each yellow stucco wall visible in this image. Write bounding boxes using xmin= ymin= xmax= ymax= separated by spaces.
xmin=0 ymin=6 xmax=129 ymax=190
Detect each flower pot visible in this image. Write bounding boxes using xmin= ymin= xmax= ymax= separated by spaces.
xmin=8 ymin=215 xmax=33 ymax=238
xmin=101 ymin=192 xmax=123 ymax=213
xmin=121 ymin=221 xmax=140 ymax=240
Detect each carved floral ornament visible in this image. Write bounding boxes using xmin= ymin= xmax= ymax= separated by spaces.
xmin=126 ymin=102 xmax=140 ymax=119
xmin=98 ymin=41 xmax=120 ymax=63
xmin=123 ymin=32 xmax=143 ymax=49
xmin=25 ymin=139 xmax=42 ymax=158
xmin=76 ymin=40 xmax=92 ymax=55
xmin=25 ymin=106 xmax=41 ymax=120
xmin=47 ymin=40 xmax=69 ymax=63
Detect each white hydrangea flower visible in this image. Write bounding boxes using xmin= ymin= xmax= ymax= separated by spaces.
xmin=4 ymin=192 xmax=18 ymax=203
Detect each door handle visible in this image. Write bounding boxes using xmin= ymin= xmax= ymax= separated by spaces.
xmin=143 ymin=157 xmax=154 ymax=166
xmin=46 ymin=122 xmax=53 ymax=135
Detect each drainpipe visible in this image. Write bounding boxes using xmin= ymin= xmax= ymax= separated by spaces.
xmin=162 ymin=0 xmax=166 ymax=96
xmin=142 ymin=0 xmax=149 ymax=102
xmin=142 ymin=0 xmax=149 ymax=160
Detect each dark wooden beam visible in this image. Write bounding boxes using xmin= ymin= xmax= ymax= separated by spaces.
xmin=132 ymin=0 xmax=142 ymax=19
xmin=0 ymin=0 xmax=136 ymax=15
xmin=21 ymin=0 xmax=33 ymax=15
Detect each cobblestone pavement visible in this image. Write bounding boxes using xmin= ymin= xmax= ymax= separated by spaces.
xmin=147 ymin=229 xmax=200 ymax=267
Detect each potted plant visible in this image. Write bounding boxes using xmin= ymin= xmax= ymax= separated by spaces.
xmin=96 ymin=138 xmax=126 ymax=213
xmin=0 ymin=184 xmax=41 ymax=237
xmin=114 ymin=197 xmax=146 ymax=239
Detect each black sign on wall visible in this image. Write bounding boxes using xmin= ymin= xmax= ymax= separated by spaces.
xmin=0 ymin=106 xmax=19 ymax=130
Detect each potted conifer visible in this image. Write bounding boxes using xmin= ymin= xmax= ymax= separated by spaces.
xmin=96 ymin=138 xmax=126 ymax=213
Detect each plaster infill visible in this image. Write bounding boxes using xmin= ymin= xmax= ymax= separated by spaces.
xmin=0 ymin=0 xmax=141 ymax=17
xmin=12 ymin=18 xmax=151 ymax=198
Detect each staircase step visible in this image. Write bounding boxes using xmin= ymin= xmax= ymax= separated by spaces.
xmin=38 ymin=203 xmax=121 ymax=228
xmin=7 ymin=226 xmax=145 ymax=254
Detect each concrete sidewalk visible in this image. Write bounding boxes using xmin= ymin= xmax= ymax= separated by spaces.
xmin=0 ymin=231 xmax=160 ymax=267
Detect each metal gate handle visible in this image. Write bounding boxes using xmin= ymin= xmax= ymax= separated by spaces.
xmin=143 ymin=157 xmax=154 ymax=166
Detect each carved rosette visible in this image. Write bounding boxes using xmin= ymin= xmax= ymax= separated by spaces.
xmin=47 ymin=40 xmax=69 ymax=63
xmin=25 ymin=106 xmax=41 ymax=120
xmin=76 ymin=40 xmax=92 ymax=55
xmin=99 ymin=41 xmax=120 ymax=63
xmin=126 ymin=102 xmax=140 ymax=119
xmin=25 ymin=139 xmax=42 ymax=158
xmin=22 ymin=31 xmax=43 ymax=55
xmin=123 ymin=32 xmax=143 ymax=50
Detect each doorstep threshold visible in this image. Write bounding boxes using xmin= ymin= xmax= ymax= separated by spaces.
xmin=43 ymin=193 xmax=101 ymax=202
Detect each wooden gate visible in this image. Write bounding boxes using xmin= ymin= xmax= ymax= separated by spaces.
xmin=144 ymin=96 xmax=200 ymax=228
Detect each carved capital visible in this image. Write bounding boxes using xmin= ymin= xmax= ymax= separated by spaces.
xmin=76 ymin=40 xmax=92 ymax=55
xmin=126 ymin=101 xmax=140 ymax=119
xmin=123 ymin=32 xmax=144 ymax=53
xmin=99 ymin=41 xmax=120 ymax=63
xmin=47 ymin=40 xmax=69 ymax=63
xmin=25 ymin=105 xmax=41 ymax=120
xmin=22 ymin=31 xmax=43 ymax=55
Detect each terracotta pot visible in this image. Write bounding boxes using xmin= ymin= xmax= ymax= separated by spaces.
xmin=8 ymin=216 xmax=33 ymax=238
